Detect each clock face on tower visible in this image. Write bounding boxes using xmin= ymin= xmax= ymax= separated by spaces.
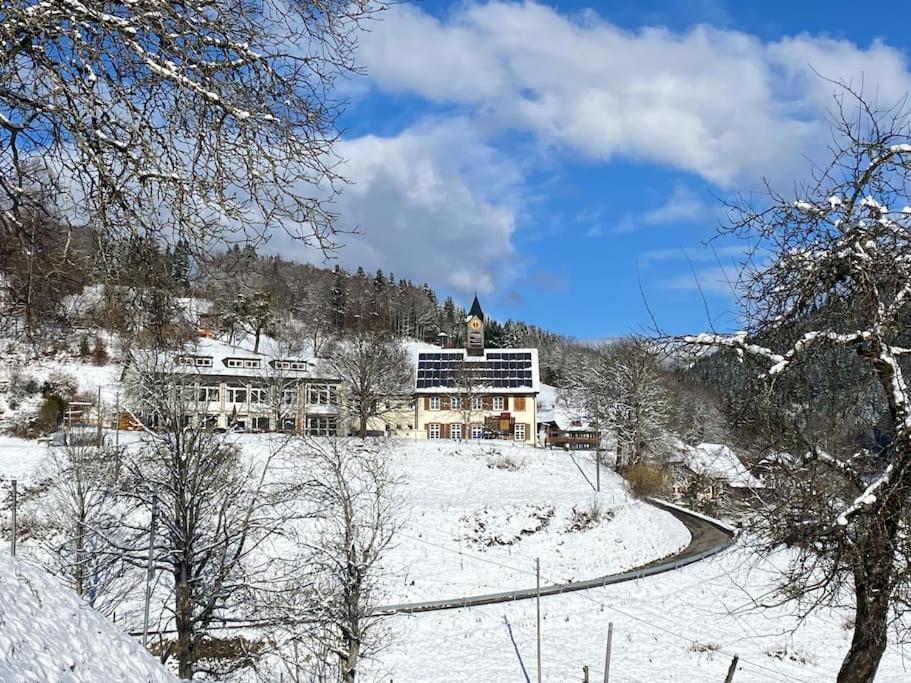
xmin=469 ymin=319 xmax=482 ymax=330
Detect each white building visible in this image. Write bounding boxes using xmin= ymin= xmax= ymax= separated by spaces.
xmin=127 ymin=336 xmax=346 ymax=435
xmin=413 ymin=296 xmax=540 ymax=444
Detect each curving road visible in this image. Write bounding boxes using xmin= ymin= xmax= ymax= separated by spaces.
xmin=129 ymin=500 xmax=735 ymax=637
xmin=369 ymin=499 xmax=735 ymax=616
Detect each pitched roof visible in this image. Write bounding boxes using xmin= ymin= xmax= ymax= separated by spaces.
xmin=467 ymin=294 xmax=484 ymax=322
xmin=414 ymin=348 xmax=540 ymax=394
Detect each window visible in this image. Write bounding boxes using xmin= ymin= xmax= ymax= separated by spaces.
xmin=514 ymin=423 xmax=526 ymax=442
xmin=429 ymin=396 xmax=441 ymax=411
xmin=428 ymin=423 xmax=441 ymax=439
xmin=282 ymin=387 xmax=299 ymax=405
xmin=471 ymin=396 xmax=483 ymax=411
xmin=450 ymin=396 xmax=461 ymax=410
xmin=273 ymin=360 xmax=308 ymax=370
xmin=225 ymin=358 xmax=261 ymax=369
xmin=226 ymin=386 xmax=247 ymax=404
xmin=197 ymin=386 xmax=220 ymax=403
xmin=492 ymin=396 xmax=505 ymax=411
xmin=307 ymin=383 xmax=338 ymax=406
xmin=450 ymin=423 xmax=462 ymax=440
xmin=280 ymin=417 xmax=297 ymax=433
xmin=252 ymin=416 xmax=270 ymax=432
xmin=202 ymin=414 xmax=218 ymax=430
xmin=248 ymin=387 xmax=268 ymax=405
xmin=306 ymin=416 xmax=338 ymax=437
xmin=471 ymin=424 xmax=484 ymax=439
xmin=178 ymin=356 xmax=212 ymax=367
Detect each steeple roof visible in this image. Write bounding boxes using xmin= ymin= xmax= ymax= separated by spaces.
xmin=468 ymin=294 xmax=484 ymax=322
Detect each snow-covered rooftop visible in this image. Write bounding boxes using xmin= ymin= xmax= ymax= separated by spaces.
xmin=133 ymin=334 xmax=338 ymax=380
xmin=676 ymin=442 xmax=763 ymax=489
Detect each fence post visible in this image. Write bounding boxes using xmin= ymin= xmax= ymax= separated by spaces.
xmin=10 ymin=479 xmax=17 ymax=557
xmin=536 ymin=558 xmax=542 ymax=683
xmin=582 ymin=664 xmax=590 ymax=682
xmin=724 ymin=655 xmax=739 ymax=682
xmin=603 ymin=622 xmax=613 ymax=683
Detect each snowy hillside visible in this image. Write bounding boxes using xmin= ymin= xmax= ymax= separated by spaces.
xmin=0 ymin=550 xmax=177 ymax=683
xmin=333 ymin=439 xmax=689 ymax=602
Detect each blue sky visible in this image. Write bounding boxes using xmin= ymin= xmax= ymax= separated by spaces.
xmin=310 ymin=0 xmax=911 ymax=338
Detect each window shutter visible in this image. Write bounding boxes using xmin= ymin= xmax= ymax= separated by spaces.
xmin=482 ymin=396 xmax=493 ymax=411
xmin=515 ymin=396 xmax=526 ymax=411
xmin=442 ymin=423 xmax=451 ymax=439
xmin=442 ymin=395 xmax=450 ymax=411
xmin=424 ymin=396 xmax=430 ymax=411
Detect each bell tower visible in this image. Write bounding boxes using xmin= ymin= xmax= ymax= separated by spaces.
xmin=466 ymin=294 xmax=485 ymax=356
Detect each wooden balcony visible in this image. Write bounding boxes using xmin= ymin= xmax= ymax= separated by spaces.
xmin=547 ymin=431 xmax=600 ymax=450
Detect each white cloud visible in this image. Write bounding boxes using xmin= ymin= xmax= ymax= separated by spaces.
xmin=304 ymin=119 xmax=522 ymax=295
xmin=663 ymin=265 xmax=739 ymax=295
xmin=359 ymin=2 xmax=911 ymax=186
xmin=642 ymin=185 xmax=711 ymax=225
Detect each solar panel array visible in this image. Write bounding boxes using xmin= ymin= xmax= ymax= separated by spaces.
xmin=416 ymin=351 xmax=534 ymax=390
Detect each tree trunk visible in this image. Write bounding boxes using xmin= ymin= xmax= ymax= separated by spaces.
xmin=358 ymin=411 xmax=368 ymax=439
xmin=175 ymin=572 xmax=194 ymax=679
xmin=837 ymin=570 xmax=890 ymax=683
xmin=74 ymin=515 xmax=86 ymax=597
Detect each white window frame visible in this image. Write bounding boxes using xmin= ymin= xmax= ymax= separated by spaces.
xmin=514 ymin=423 xmax=526 ymax=442
xmin=428 ymin=423 xmax=441 ymax=439
xmin=471 ymin=424 xmax=484 ymax=440
xmin=248 ymin=387 xmax=268 ymax=405
xmin=450 ymin=396 xmax=461 ymax=410
xmin=282 ymin=387 xmax=299 ymax=405
xmin=450 ymin=423 xmax=462 ymax=440
xmin=306 ymin=415 xmax=338 ymax=437
xmin=307 ymin=383 xmax=338 ymax=406
xmin=226 ymin=385 xmax=247 ymax=404
xmin=492 ymin=396 xmax=505 ymax=411
xmin=429 ymin=396 xmax=441 ymax=411
xmin=197 ymin=386 xmax=219 ymax=403
xmin=471 ymin=396 xmax=483 ymax=411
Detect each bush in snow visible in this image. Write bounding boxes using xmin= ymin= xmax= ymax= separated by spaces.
xmin=623 ymin=463 xmax=668 ymax=499
xmin=460 ymin=504 xmax=555 ymax=547
xmin=565 ymin=498 xmax=613 ymax=533
xmin=486 ymin=452 xmax=524 ymax=471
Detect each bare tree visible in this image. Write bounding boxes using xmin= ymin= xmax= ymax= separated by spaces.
xmin=1 ymin=0 xmax=384 ymax=270
xmin=122 ymin=351 xmax=297 ymax=678
xmin=329 ymin=331 xmax=411 ymax=438
xmin=564 ymin=340 xmax=669 ymax=467
xmin=675 ymin=88 xmax=911 ymax=682
xmin=294 ymin=438 xmax=399 ymax=683
xmin=26 ymin=442 xmax=132 ymax=614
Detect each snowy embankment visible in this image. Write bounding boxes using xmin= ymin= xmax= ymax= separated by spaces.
xmin=0 ymin=550 xmax=177 ymax=683
xmin=368 ymin=541 xmax=910 ymax=682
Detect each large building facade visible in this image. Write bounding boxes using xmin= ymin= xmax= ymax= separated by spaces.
xmin=413 ymin=296 xmax=539 ymax=444
xmin=128 ymin=337 xmax=346 ymax=436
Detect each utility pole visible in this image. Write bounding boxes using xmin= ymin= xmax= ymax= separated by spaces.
xmin=603 ymin=622 xmax=613 ymax=683
xmin=10 ymin=479 xmax=17 ymax=557
xmin=142 ymin=491 xmax=159 ymax=648
xmin=536 ymin=558 xmax=542 ymax=683
xmin=96 ymin=385 xmax=103 ymax=448
xmin=595 ymin=449 xmax=601 ymax=492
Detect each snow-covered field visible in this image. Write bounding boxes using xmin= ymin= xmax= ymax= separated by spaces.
xmin=0 ymin=549 xmax=177 ymax=683
xmin=344 ymin=438 xmax=689 ymax=603
xmin=368 ymin=541 xmax=911 ymax=682
xmin=4 ymin=430 xmax=910 ymax=680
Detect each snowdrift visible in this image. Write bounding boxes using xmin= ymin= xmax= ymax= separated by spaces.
xmin=0 ymin=550 xmax=177 ymax=683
